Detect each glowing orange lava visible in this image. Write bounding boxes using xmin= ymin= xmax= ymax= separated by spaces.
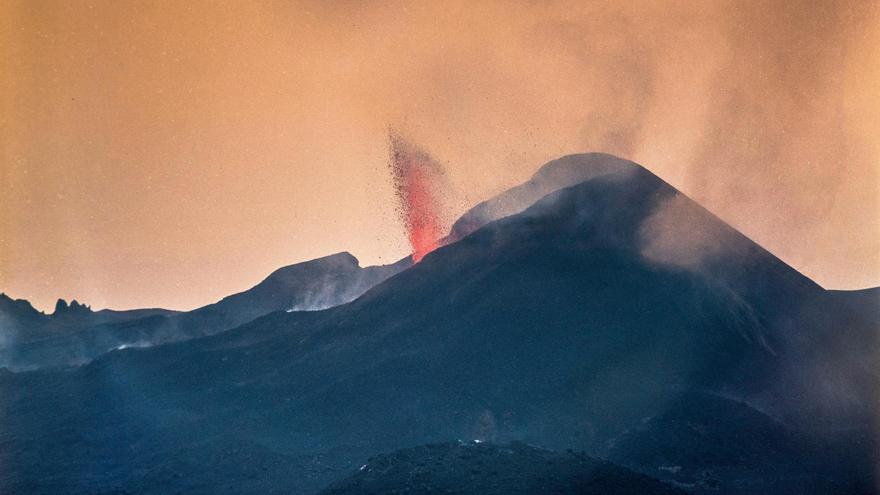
xmin=388 ymin=132 xmax=447 ymax=263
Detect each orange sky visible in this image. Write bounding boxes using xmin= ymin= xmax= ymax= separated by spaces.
xmin=1 ymin=0 xmax=878 ymax=312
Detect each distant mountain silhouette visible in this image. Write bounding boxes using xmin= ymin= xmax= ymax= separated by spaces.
xmin=0 ymin=292 xmax=177 ymax=368
xmin=0 ymin=154 xmax=875 ymax=494
xmin=0 ymin=253 xmax=410 ymax=370
xmin=319 ymin=441 xmax=686 ymax=495
xmin=0 ymin=293 xmax=176 ymax=332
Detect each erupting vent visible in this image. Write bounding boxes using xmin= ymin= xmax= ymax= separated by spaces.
xmin=388 ymin=131 xmax=449 ymax=262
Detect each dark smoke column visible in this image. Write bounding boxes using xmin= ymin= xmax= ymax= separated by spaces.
xmin=387 ymin=130 xmax=450 ymax=263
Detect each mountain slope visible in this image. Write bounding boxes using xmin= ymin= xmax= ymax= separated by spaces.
xmin=604 ymin=391 xmax=874 ymax=494
xmin=319 ymin=442 xmax=686 ymax=495
xmin=150 ymin=251 xmax=410 ymax=340
xmin=0 ymin=154 xmax=875 ymax=494
xmin=0 ymin=294 xmax=178 ymax=369
xmin=0 ymin=253 xmax=410 ymax=370
xmin=444 ymin=153 xmax=637 ymax=243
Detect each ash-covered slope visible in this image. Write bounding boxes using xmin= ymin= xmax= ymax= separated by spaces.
xmin=154 ymin=251 xmax=411 ymax=339
xmin=444 ymin=153 xmax=637 ymax=243
xmin=0 ymin=155 xmax=875 ymax=494
xmin=0 ymin=253 xmax=410 ymax=370
xmin=319 ymin=442 xmax=686 ymax=495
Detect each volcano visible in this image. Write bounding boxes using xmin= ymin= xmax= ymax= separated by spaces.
xmin=0 ymin=154 xmax=876 ymax=494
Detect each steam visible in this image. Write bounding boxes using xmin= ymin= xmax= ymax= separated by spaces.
xmin=366 ymin=0 xmax=879 ymax=288
xmin=446 ymin=153 xmax=638 ymax=244
xmin=388 ymin=130 xmax=454 ymax=262
xmin=638 ymin=193 xmax=738 ymax=270
xmin=285 ymin=280 xmax=355 ymax=313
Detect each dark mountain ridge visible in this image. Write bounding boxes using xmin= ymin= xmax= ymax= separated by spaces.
xmin=0 ymin=293 xmax=178 ymax=367
xmin=0 ymin=292 xmax=177 ymax=328
xmin=0 ymin=253 xmax=410 ymax=370
xmin=444 ymin=152 xmax=639 ymax=244
xmin=0 ymin=154 xmax=875 ymax=494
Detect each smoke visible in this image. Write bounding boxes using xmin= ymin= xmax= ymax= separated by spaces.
xmin=387 ymin=130 xmax=455 ymax=262
xmin=638 ymin=192 xmax=740 ymax=271
xmin=2 ymin=0 xmax=878 ymax=311
xmin=363 ymin=0 xmax=879 ymax=287
xmin=0 ymin=314 xmax=18 ymax=358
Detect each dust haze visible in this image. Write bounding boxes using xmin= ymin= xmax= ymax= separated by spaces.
xmin=1 ymin=0 xmax=877 ymax=310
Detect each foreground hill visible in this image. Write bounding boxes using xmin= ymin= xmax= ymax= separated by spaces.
xmin=0 ymin=154 xmax=875 ymax=494
xmin=319 ymin=442 xmax=686 ymax=495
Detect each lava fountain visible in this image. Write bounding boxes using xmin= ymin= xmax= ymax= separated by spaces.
xmin=388 ymin=131 xmax=450 ymax=263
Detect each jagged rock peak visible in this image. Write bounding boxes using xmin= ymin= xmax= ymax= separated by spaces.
xmin=54 ymin=298 xmax=69 ymax=314
xmin=53 ymin=298 xmax=91 ymax=315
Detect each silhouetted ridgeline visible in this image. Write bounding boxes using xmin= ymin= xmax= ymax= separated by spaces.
xmin=0 ymin=254 xmax=410 ymax=370
xmin=0 ymin=154 xmax=876 ymax=494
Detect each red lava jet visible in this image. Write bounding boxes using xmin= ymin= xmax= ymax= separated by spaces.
xmin=388 ymin=131 xmax=449 ymax=263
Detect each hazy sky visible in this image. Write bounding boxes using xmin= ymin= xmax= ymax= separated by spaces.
xmin=1 ymin=0 xmax=878 ymax=312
